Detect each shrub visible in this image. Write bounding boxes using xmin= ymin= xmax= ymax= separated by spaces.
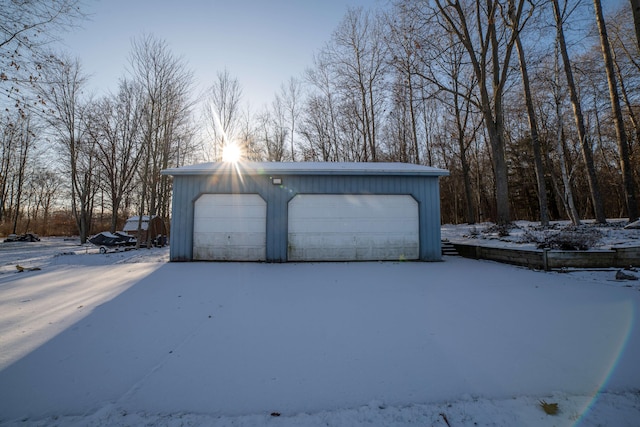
xmin=527 ymin=225 xmax=603 ymax=250
xmin=482 ymin=223 xmax=517 ymax=237
xmin=464 ymin=226 xmax=480 ymax=239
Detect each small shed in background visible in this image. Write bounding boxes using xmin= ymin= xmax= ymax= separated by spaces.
xmin=123 ymin=215 xmax=168 ymax=246
xmin=161 ymin=162 xmax=449 ymax=262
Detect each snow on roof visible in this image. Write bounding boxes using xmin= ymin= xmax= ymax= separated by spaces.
xmin=162 ymin=161 xmax=449 ymax=177
xmin=123 ymin=215 xmax=157 ymax=231
xmin=125 ymin=215 xmax=155 ymax=222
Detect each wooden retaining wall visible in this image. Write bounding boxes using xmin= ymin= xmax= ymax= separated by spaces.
xmin=451 ymin=243 xmax=640 ymax=270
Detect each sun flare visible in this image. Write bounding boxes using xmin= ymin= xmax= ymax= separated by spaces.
xmin=222 ymin=143 xmax=242 ymax=163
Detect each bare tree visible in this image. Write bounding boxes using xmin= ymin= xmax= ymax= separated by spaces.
xmin=278 ymin=77 xmax=303 ymax=161
xmin=36 ymin=55 xmax=97 ymax=242
xmin=9 ymin=115 xmax=34 ymax=234
xmin=234 ymin=105 xmax=262 ymax=161
xmin=509 ymin=1 xmax=550 ymax=225
xmin=325 ymin=7 xmax=388 ymax=161
xmin=550 ymin=46 xmax=581 ymax=225
xmin=593 ymin=0 xmax=638 ymax=221
xmin=28 ymin=167 xmax=61 ymax=235
xmin=551 ymin=0 xmax=606 ymax=223
xmin=411 ymin=13 xmax=481 ymax=223
xmin=0 ymin=111 xmax=37 ymax=231
xmin=128 ymin=34 xmax=194 ymax=246
xmin=0 ymin=112 xmax=21 ymax=222
xmin=1 ymin=0 xmax=86 ymax=114
xmin=385 ymin=4 xmax=424 ymax=164
xmin=433 ymin=0 xmax=532 ymax=225
xmin=204 ymin=69 xmax=243 ymax=161
xmin=630 ymin=0 xmax=640 ymax=49
xmin=256 ymin=102 xmax=288 ymax=162
xmin=88 ymin=78 xmax=146 ymax=232
xmin=303 ymin=53 xmax=343 ymax=161
xmin=451 ymin=76 xmax=482 ymax=225
xmin=610 ymin=51 xmax=640 ymax=199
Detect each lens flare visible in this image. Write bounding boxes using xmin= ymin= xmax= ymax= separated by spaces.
xmin=571 ymin=300 xmax=635 ymax=426
xmin=222 ymin=144 xmax=242 ymax=163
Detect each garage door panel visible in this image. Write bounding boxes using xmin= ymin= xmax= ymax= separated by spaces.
xmin=289 ymin=232 xmax=354 ymax=248
xmin=193 ymin=194 xmax=266 ymax=261
xmin=288 ymin=194 xmax=419 ymax=261
xmin=290 ymin=219 xmax=416 ymax=234
xmin=193 ymin=245 xmax=265 ymax=261
xmin=298 ymin=205 xmax=413 ymax=217
xmin=354 ymin=237 xmax=419 ymax=260
xmin=194 ymin=218 xmax=265 ymax=234
xmin=194 ymin=232 xmax=266 ymax=247
xmin=288 ymin=245 xmax=355 ymax=261
xmin=195 ymin=205 xmax=266 ymax=218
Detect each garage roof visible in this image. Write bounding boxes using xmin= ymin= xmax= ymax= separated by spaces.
xmin=162 ymin=161 xmax=449 ymax=177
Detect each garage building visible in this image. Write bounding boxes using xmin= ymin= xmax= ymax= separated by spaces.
xmin=161 ymin=162 xmax=449 ymax=262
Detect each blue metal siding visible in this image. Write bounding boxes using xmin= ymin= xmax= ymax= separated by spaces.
xmin=169 ymin=172 xmax=444 ymax=262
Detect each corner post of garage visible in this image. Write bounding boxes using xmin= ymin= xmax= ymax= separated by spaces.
xmin=264 ymin=185 xmax=291 ymax=263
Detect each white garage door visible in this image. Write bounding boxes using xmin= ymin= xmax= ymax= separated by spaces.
xmin=288 ymin=194 xmax=419 ymax=261
xmin=193 ymin=194 xmax=266 ymax=261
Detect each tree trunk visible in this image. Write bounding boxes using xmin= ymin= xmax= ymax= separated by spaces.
xmin=452 ymin=77 xmax=476 ymax=224
xmin=612 ymin=51 xmax=640 ymax=184
xmin=433 ymin=0 xmax=518 ymax=225
xmin=110 ymin=195 xmax=121 ymax=233
xmin=552 ymin=0 xmax=606 ymax=223
xmin=407 ymin=73 xmax=420 ymax=164
xmin=594 ymin=0 xmax=639 ymax=222
xmin=552 ymin=40 xmax=581 ymax=225
xmin=630 ymin=0 xmax=640 ymax=51
xmin=460 ymin=142 xmax=476 ymax=224
xmin=514 ymin=31 xmax=549 ymax=226
xmin=556 ymin=104 xmax=582 ymax=225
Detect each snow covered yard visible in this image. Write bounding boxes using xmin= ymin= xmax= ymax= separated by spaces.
xmin=0 ymin=238 xmax=639 ymax=426
xmin=441 ymin=219 xmax=640 ymax=250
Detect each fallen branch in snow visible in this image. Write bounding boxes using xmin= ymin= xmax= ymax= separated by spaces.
xmin=15 ymin=265 xmax=41 ymax=272
xmin=439 ymin=412 xmax=452 ymax=427
xmin=539 ymin=400 xmax=559 ymax=415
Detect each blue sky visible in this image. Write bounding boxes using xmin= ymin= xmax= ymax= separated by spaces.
xmin=60 ymin=0 xmax=628 ymax=109
xmin=62 ymin=0 xmax=384 ymax=109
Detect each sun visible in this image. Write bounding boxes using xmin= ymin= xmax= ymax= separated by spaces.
xmin=222 ymin=143 xmax=242 ymax=163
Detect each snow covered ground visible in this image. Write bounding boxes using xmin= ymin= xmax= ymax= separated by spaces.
xmin=441 ymin=219 xmax=640 ymax=250
xmin=0 ymin=232 xmax=639 ymax=426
